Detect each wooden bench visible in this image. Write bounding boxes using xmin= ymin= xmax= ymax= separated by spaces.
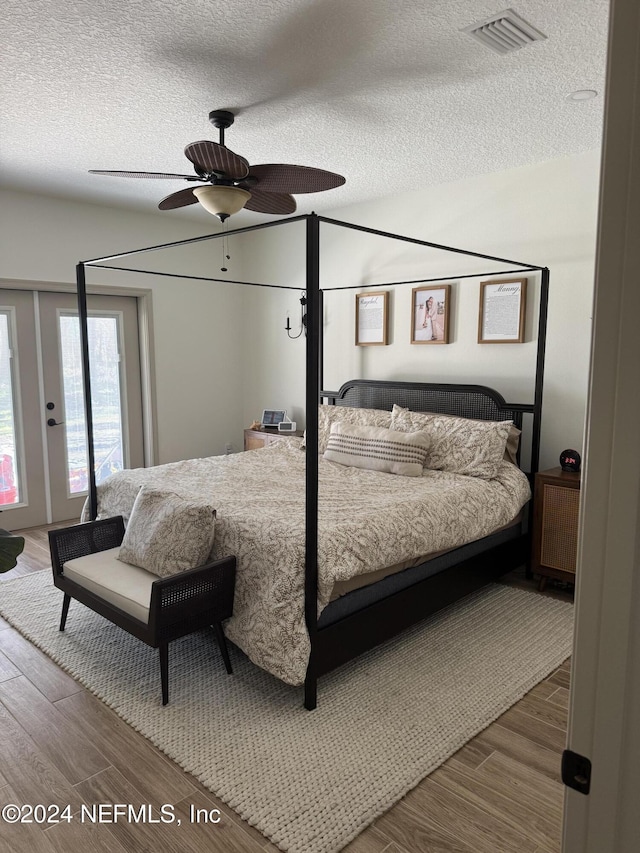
xmin=48 ymin=516 xmax=236 ymax=705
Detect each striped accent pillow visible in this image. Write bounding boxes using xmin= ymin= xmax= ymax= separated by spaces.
xmin=323 ymin=422 xmax=429 ymax=476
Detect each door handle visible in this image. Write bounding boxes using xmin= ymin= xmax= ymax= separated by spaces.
xmin=47 ymin=418 xmax=65 ymax=427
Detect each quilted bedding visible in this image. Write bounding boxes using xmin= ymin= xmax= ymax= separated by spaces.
xmin=85 ymin=439 xmax=531 ymax=685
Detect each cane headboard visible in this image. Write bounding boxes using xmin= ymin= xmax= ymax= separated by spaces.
xmin=322 ymin=379 xmax=527 ymax=430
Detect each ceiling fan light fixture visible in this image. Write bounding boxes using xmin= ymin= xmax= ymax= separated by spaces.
xmin=192 ymin=185 xmax=251 ymax=221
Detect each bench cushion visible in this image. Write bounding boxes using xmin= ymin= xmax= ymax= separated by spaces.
xmin=63 ymin=547 xmax=155 ymax=623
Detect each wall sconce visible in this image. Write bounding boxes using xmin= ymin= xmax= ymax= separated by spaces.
xmin=285 ymin=293 xmax=307 ymax=339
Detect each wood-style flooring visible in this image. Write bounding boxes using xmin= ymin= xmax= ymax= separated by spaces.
xmin=0 ymin=523 xmax=573 ymax=853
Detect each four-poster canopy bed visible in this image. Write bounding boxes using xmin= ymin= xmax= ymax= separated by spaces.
xmin=74 ymin=213 xmax=549 ymax=709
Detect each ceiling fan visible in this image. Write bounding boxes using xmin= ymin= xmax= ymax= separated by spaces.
xmin=89 ymin=109 xmax=346 ymax=221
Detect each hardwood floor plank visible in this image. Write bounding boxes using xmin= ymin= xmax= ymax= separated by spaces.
xmin=340 ymin=823 xmax=394 ymax=852
xmin=54 ymin=691 xmax=196 ymax=806
xmin=0 ymin=703 xmax=85 ymax=812
xmin=44 ymin=819 xmax=129 ymax=853
xmin=373 ymin=798 xmax=477 ymax=853
xmin=0 ymin=628 xmax=81 ymax=702
xmin=527 ymin=681 xmax=558 ymax=701
xmin=495 ymin=706 xmax=567 ymax=754
xmin=547 ymin=687 xmax=570 ymax=710
xmin=0 ymin=786 xmax=56 ymax=853
xmin=547 ymin=668 xmax=571 ymax=690
xmin=400 ymin=778 xmax=538 ymax=853
xmin=475 ymin=723 xmax=563 ymax=784
xmin=478 ymin=751 xmax=564 ymax=816
xmin=0 ymin=676 xmax=110 ymax=785
xmin=515 ymin=693 xmax=568 ymax=731
xmin=0 ymin=614 xmax=11 ymax=630
xmin=74 ymin=768 xmax=264 ymax=853
xmin=430 ymin=754 xmax=562 ymax=849
xmin=74 ymin=767 xmax=198 ymax=853
xmin=448 ymin=739 xmax=494 ymax=770
xmin=0 ymin=647 xmax=20 ymax=682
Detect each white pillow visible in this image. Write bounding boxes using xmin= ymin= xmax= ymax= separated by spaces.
xmin=117 ymin=486 xmax=216 ymax=578
xmin=391 ymin=404 xmax=512 ymax=480
xmin=323 ymin=422 xmax=429 ymax=476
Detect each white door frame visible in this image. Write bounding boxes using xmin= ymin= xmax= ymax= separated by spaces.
xmin=0 ymin=278 xmax=157 ymax=472
xmin=563 ymin=0 xmax=640 ymax=849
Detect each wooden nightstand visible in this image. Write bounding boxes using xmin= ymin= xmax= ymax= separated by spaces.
xmin=532 ymin=466 xmax=581 ymax=590
xmin=243 ymin=427 xmax=304 ymax=451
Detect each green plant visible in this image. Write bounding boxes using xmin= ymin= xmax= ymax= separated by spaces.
xmin=0 ymin=528 xmax=25 ymax=573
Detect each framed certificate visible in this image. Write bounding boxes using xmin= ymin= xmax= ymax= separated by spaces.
xmin=478 ymin=278 xmax=527 ymax=343
xmin=355 ymin=291 xmax=389 ymax=346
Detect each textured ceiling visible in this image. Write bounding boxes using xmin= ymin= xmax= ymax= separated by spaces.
xmin=0 ymin=0 xmax=608 ymax=224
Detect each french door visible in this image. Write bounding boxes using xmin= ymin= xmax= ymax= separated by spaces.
xmin=0 ymin=288 xmax=144 ymax=527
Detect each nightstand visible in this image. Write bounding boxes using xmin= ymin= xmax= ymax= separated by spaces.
xmin=243 ymin=427 xmax=304 ymax=451
xmin=532 ymin=467 xmax=581 ymax=591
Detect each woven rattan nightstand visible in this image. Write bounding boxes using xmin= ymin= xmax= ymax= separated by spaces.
xmin=244 ymin=427 xmax=304 ymax=450
xmin=532 ymin=467 xmax=581 ymax=591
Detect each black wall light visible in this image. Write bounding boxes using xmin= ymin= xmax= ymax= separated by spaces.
xmin=286 ymin=293 xmax=307 ymax=339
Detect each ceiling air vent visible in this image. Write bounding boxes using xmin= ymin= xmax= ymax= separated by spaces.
xmin=463 ymin=8 xmax=547 ymax=55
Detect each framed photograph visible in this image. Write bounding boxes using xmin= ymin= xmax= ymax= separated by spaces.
xmin=478 ymin=278 xmax=527 ymax=343
xmin=355 ymin=291 xmax=389 ymax=346
xmin=411 ymin=285 xmax=451 ymax=344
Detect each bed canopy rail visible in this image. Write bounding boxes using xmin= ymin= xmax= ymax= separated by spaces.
xmin=76 ymin=212 xmax=549 ymax=710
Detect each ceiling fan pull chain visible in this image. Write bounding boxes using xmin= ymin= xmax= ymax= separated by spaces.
xmin=220 ymin=222 xmax=230 ymax=272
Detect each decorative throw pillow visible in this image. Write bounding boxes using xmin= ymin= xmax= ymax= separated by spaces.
xmin=323 ymin=422 xmax=429 ymax=476
xmin=117 ymin=486 xmax=216 ymax=578
xmin=316 ymin=404 xmax=393 ymax=453
xmin=387 ymin=406 xmax=521 ymax=464
xmin=390 ymin=404 xmax=512 ymax=480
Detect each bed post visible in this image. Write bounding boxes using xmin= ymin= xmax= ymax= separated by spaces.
xmin=531 ymin=268 xmax=549 ymax=478
xmin=525 ymin=267 xmax=550 ymax=577
xmin=76 ymin=262 xmax=98 ymax=520
xmin=304 ymin=214 xmax=320 ymax=710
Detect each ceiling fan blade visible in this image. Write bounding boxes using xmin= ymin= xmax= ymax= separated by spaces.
xmin=243 ymin=189 xmax=297 ymax=215
xmin=248 ymin=164 xmax=345 ymax=194
xmin=158 ymin=186 xmax=207 ymax=211
xmin=89 ymin=170 xmax=200 ymax=180
xmin=184 ymin=141 xmax=249 ymax=180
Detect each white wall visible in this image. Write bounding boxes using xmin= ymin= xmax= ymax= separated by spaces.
xmin=0 ymin=189 xmax=246 ymax=462
xmin=0 ymin=148 xmax=601 ymax=471
xmin=240 ymin=150 xmax=601 ymax=471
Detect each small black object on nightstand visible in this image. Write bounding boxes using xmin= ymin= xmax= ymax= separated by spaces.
xmin=559 ymin=449 xmax=581 ymax=472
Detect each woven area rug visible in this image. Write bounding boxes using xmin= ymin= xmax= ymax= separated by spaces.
xmin=0 ymin=573 xmax=573 ymax=853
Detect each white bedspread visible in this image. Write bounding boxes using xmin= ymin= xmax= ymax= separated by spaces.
xmin=86 ymin=440 xmax=531 ymax=685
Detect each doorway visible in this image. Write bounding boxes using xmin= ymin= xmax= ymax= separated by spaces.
xmin=0 ymin=288 xmax=144 ymax=527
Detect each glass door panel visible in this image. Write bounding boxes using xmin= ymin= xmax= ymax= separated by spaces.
xmin=60 ymin=314 xmax=125 ymax=495
xmin=0 ymin=290 xmax=47 ymax=529
xmin=0 ymin=311 xmax=21 ymax=506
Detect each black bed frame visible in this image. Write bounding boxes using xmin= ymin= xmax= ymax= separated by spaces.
xmin=75 ymin=213 xmax=549 ymax=710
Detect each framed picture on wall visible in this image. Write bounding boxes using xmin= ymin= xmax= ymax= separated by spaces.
xmin=411 ymin=285 xmax=451 ymax=344
xmin=355 ymin=291 xmax=389 ymax=345
xmin=478 ymin=278 xmax=527 ymax=343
